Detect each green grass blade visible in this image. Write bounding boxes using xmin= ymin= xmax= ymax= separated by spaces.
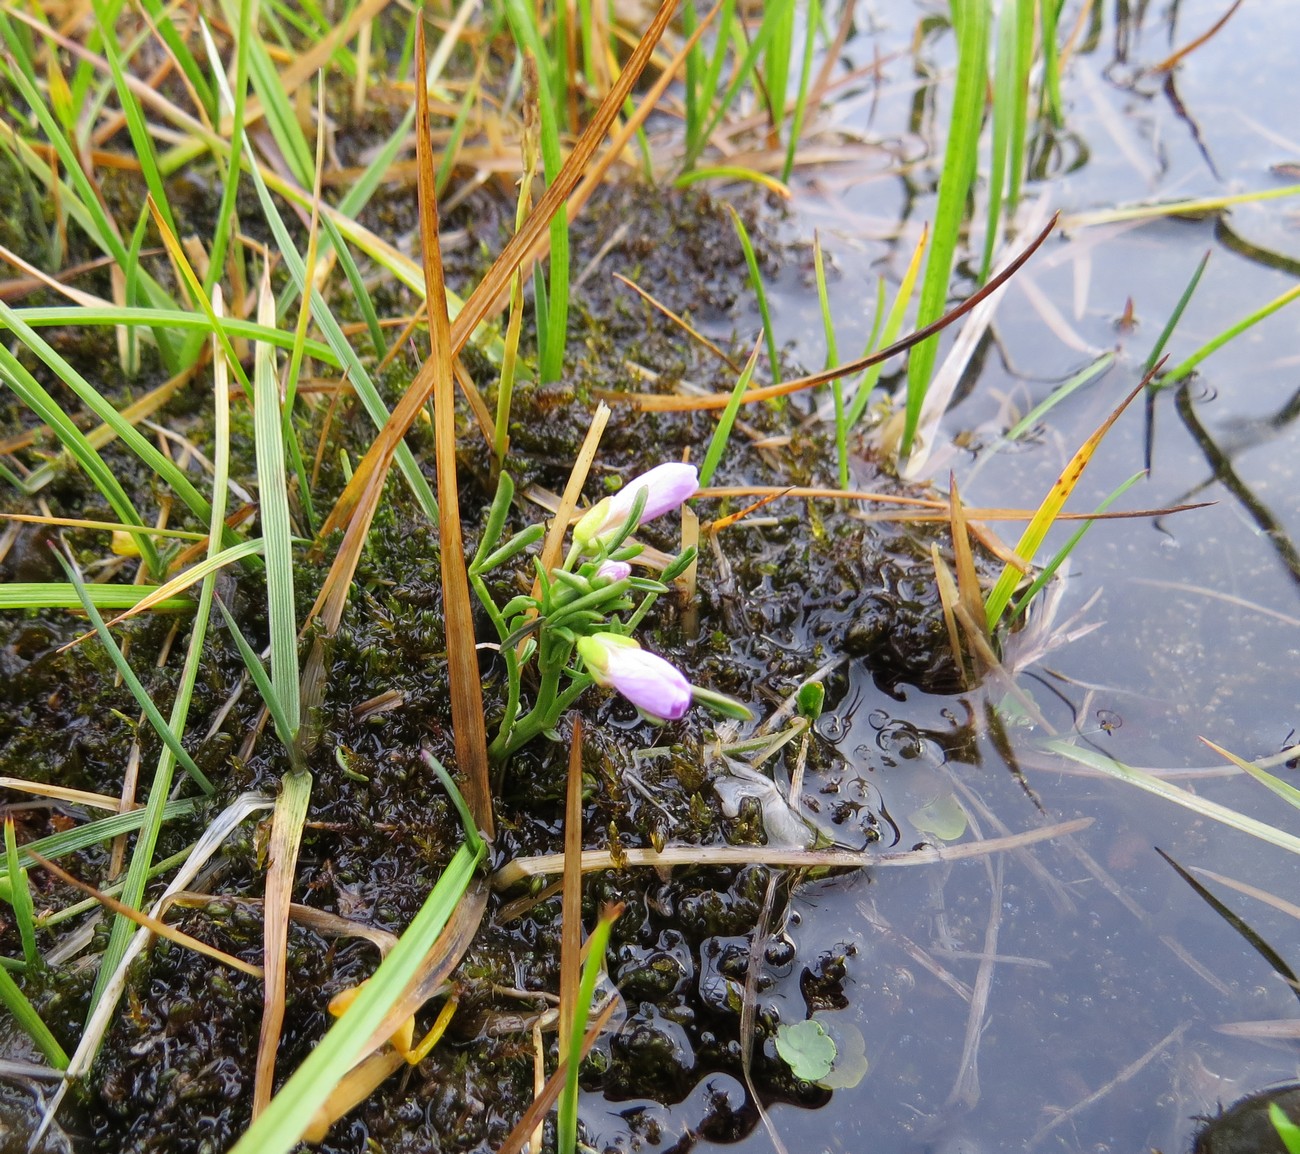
xmin=197 ymin=0 xmax=251 ymax=335
xmin=87 ymin=291 xmax=235 ymax=1023
xmin=686 ymin=0 xmax=787 ymax=170
xmin=53 ymin=549 xmax=213 ymax=796
xmin=1005 ymin=351 xmax=1116 ymax=440
xmin=137 ymin=0 xmax=216 ymax=120
xmin=980 ymin=0 xmax=1019 ymax=283
xmin=1048 ymin=741 xmax=1300 ymax=857
xmin=0 ymin=965 xmax=68 ymax=1069
xmin=1144 ymin=251 xmax=1210 ymax=375
xmin=0 ymin=334 xmax=160 ymax=574
xmin=780 ymin=0 xmax=820 ymax=183
xmin=226 ymin=844 xmax=483 ymax=1154
xmin=199 ymin=20 xmax=438 ymax=522
xmin=216 ymin=599 xmax=296 ymax=755
xmin=319 ymin=214 xmax=387 ymax=361
xmin=1039 ymin=0 xmax=1063 ymax=126
xmin=1270 ymin=1103 xmax=1300 ymax=1154
xmin=557 ymin=906 xmax=619 ymax=1154
xmin=1007 ymin=469 xmax=1144 ymax=622
xmin=727 ymin=205 xmax=780 ymax=383
xmin=1201 ymin=738 xmax=1300 ymax=813
xmin=1007 ymin=0 xmax=1035 ymax=210
xmin=902 ymin=0 xmax=990 ymax=458
xmin=699 ymin=339 xmax=763 ymax=489
xmin=92 ymin=0 xmax=178 ymax=240
xmin=3 ymin=819 xmax=38 ymax=969
xmin=504 ymin=0 xmax=570 ymax=384
xmin=4 ymin=307 xmax=340 ymax=365
xmin=764 ymin=0 xmax=796 ymax=141
xmin=218 ymin=0 xmax=313 ymax=185
xmin=1160 ymin=281 xmax=1300 ymax=388
xmin=124 ymin=206 xmax=151 ymax=375
xmin=813 ymin=233 xmax=848 ymax=487
xmin=844 ymin=228 xmax=928 ymax=431
xmin=0 ymin=584 xmax=190 ymax=612
xmin=0 ymin=300 xmax=235 ymax=561
xmin=435 ymin=72 xmax=480 ymax=199
xmin=0 ymin=800 xmax=197 ymax=880
xmin=252 ymin=275 xmax=301 ymax=743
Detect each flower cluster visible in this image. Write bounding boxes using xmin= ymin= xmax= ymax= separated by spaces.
xmin=468 ymin=462 xmax=749 ymax=760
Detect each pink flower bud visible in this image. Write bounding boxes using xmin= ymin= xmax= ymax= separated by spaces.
xmin=576 ymin=633 xmax=693 ymax=721
xmin=594 ymin=560 xmax=632 ymax=582
xmin=574 ymin=463 xmax=699 ymax=550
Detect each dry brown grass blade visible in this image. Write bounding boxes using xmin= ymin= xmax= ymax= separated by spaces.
xmin=559 ymin=718 xmax=584 ymax=1055
xmin=495 ymin=995 xmax=621 ymax=1154
xmin=612 ymin=272 xmax=741 ymax=372
xmin=696 ymin=485 xmax=1210 ymax=524
xmin=1149 ymin=0 xmax=1245 ymax=73
xmin=415 ymin=20 xmax=493 ymax=839
xmin=492 ymin=817 xmax=1095 ymax=887
xmin=538 ymin=402 xmax=610 ymax=581
xmin=948 ymin=475 xmax=989 ymax=652
xmin=596 ymin=213 xmax=1061 ymax=411
xmin=703 ymin=489 xmax=789 ymax=535
xmin=27 ymin=850 xmax=262 ymax=978
xmin=252 ymin=771 xmax=312 ymax=1117
xmin=930 ymin=545 xmax=968 ymax=689
xmin=316 ymin=0 xmax=680 ymax=539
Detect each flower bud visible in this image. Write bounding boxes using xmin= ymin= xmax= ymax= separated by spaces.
xmin=576 ymin=633 xmax=693 ymax=721
xmin=574 ymin=463 xmax=699 ymax=551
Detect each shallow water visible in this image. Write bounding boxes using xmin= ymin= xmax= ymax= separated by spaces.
xmin=589 ymin=3 xmax=1300 ymax=1152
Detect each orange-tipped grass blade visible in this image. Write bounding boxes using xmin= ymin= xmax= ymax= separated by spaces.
xmin=983 ymin=372 xmax=1153 ymax=631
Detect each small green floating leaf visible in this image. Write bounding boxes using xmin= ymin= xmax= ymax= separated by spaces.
xmin=909 ymin=792 xmax=968 ymax=842
xmin=812 ymin=1015 xmax=868 ymax=1090
xmin=775 ymin=1018 xmax=837 ymax=1083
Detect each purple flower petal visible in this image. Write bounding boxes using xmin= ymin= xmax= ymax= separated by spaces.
xmin=577 ymin=463 xmax=699 ymax=549
xmin=577 ymin=633 xmax=693 ymax=721
xmin=594 ymin=560 xmax=631 ymax=582
xmin=606 ymin=463 xmax=699 ymax=528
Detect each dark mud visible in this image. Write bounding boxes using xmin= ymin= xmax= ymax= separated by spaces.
xmin=0 ymin=168 xmax=982 ymax=1154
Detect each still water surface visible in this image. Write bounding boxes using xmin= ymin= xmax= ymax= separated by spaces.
xmin=593 ymin=2 xmax=1300 ymax=1151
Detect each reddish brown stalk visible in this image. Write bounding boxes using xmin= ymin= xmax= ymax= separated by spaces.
xmin=415 ymin=19 xmax=493 ymax=839
xmin=596 ymin=213 xmax=1061 ymax=411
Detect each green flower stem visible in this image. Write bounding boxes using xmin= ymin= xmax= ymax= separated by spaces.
xmin=621 ymin=590 xmax=660 ymax=634
xmin=496 ymin=671 xmax=594 ymax=761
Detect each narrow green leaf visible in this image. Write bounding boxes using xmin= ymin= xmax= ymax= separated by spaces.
xmin=0 ymin=800 xmax=196 ymax=881
xmin=54 ymin=550 xmax=213 ymax=795
xmin=557 ymin=906 xmax=619 ymax=1154
xmin=226 ymin=844 xmax=483 ymax=1154
xmin=3 ymin=820 xmax=38 ymax=968
xmin=0 ymin=583 xmax=190 ymax=612
xmin=252 ymin=275 xmax=301 ymax=741
xmin=503 ymin=0 xmax=570 ymax=384
xmin=0 ymin=965 xmax=68 ymax=1069
xmin=903 ymin=0 xmax=990 ymax=457
xmin=1144 ymin=251 xmax=1210 ymax=375
xmin=728 ymin=205 xmax=780 ymax=384
xmin=699 ymin=339 xmax=763 ymax=489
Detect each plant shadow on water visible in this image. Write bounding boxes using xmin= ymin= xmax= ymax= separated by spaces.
xmin=1 ymin=1 xmax=1300 ymax=1153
